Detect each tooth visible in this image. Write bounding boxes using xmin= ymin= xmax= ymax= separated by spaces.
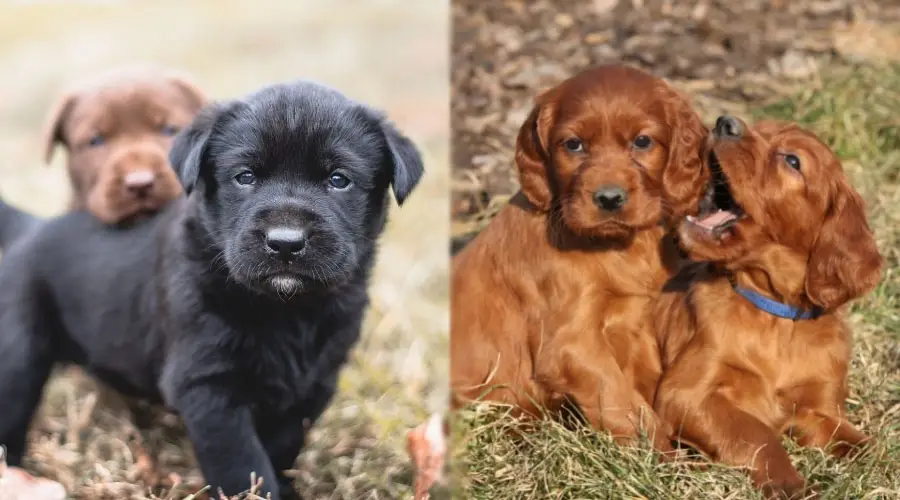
xmin=687 ymin=215 xmax=695 ymax=221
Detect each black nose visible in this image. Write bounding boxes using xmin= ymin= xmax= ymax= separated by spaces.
xmin=593 ymin=185 xmax=628 ymax=212
xmin=265 ymin=227 xmax=307 ymax=259
xmin=714 ymin=115 xmax=743 ymax=139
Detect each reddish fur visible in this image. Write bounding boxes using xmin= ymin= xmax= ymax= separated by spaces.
xmin=450 ymin=65 xmax=706 ymax=453
xmin=655 ymin=120 xmax=883 ymax=499
xmin=42 ymin=64 xmax=206 ymax=224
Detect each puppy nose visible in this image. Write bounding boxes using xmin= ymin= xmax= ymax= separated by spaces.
xmin=265 ymin=227 xmax=308 ymax=258
xmin=593 ymin=185 xmax=628 ymax=212
xmin=124 ymin=170 xmax=155 ymax=196
xmin=714 ymin=115 xmax=743 ymax=139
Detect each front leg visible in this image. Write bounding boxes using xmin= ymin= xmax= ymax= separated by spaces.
xmin=162 ymin=345 xmax=282 ymax=500
xmin=257 ymin=413 xmax=313 ymax=500
xmin=257 ymin=359 xmax=341 ymax=500
xmin=171 ymin=385 xmax=282 ymax=499
xmin=533 ymin=324 xmax=673 ymax=454
xmin=787 ymin=408 xmax=871 ymax=458
xmin=656 ymin=365 xmax=810 ymax=499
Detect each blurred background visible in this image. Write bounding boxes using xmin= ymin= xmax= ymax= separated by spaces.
xmin=0 ymin=1 xmax=448 ymax=499
xmin=452 ymin=1 xmax=900 ymax=498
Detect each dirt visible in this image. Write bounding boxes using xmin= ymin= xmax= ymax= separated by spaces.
xmin=450 ymin=0 xmax=900 ymax=233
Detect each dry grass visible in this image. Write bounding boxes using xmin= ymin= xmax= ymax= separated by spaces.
xmin=0 ymin=1 xmax=448 ymax=499
xmin=452 ymin=62 xmax=900 ymax=500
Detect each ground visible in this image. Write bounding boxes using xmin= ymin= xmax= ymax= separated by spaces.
xmin=451 ymin=1 xmax=900 ymax=498
xmin=0 ymin=1 xmax=449 ymax=499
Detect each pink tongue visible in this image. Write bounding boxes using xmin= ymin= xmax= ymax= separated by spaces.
xmin=695 ymin=210 xmax=737 ymax=230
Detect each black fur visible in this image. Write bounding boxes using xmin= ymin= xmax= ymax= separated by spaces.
xmin=0 ymin=198 xmax=40 ymax=246
xmin=0 ymin=81 xmax=423 ymax=499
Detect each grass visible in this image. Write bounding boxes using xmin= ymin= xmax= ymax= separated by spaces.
xmin=0 ymin=1 xmax=448 ymax=499
xmin=453 ymin=61 xmax=900 ymax=499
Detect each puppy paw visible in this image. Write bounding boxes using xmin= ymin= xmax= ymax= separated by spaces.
xmin=758 ymin=472 xmax=814 ymax=500
xmin=830 ymin=435 xmax=875 ymax=460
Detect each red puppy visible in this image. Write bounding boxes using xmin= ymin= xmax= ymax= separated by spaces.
xmin=655 ymin=117 xmax=882 ymax=498
xmin=451 ymin=65 xmax=707 ymax=452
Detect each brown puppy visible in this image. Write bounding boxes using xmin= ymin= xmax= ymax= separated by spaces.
xmin=42 ymin=64 xmax=206 ymax=223
xmin=450 ymin=65 xmax=707 ymax=452
xmin=655 ymin=117 xmax=882 ymax=498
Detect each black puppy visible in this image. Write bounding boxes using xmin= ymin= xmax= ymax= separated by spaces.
xmin=0 ymin=81 xmax=423 ymax=499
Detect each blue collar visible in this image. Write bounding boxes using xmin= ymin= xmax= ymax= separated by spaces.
xmin=732 ymin=284 xmax=823 ymax=321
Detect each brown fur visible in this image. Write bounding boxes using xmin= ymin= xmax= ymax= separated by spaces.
xmin=42 ymin=64 xmax=206 ymax=224
xmin=655 ymin=119 xmax=883 ymax=498
xmin=450 ymin=65 xmax=707 ymax=453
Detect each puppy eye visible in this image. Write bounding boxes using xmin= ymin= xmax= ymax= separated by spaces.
xmin=784 ymin=154 xmax=801 ymax=170
xmin=328 ymin=173 xmax=352 ymax=190
xmin=564 ymin=138 xmax=584 ymax=152
xmin=234 ymin=171 xmax=256 ymax=185
xmin=160 ymin=125 xmax=180 ymax=136
xmin=88 ymin=135 xmax=105 ymax=147
xmin=632 ymin=135 xmax=653 ymax=150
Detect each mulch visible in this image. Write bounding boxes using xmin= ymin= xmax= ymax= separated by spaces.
xmin=450 ymin=0 xmax=900 ymax=231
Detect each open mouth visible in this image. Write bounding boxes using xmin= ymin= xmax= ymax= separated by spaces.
xmin=685 ymin=152 xmax=745 ymax=237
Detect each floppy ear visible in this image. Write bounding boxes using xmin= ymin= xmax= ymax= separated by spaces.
xmin=805 ymin=182 xmax=883 ymax=310
xmin=165 ymin=71 xmax=208 ymax=112
xmin=169 ymin=102 xmax=234 ymax=194
xmin=380 ymin=119 xmax=424 ymax=206
xmin=661 ymin=89 xmax=708 ymax=218
xmin=40 ymin=92 xmax=77 ymax=165
xmin=514 ymin=94 xmax=557 ymax=211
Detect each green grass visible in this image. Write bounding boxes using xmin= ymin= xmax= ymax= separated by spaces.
xmin=453 ymin=62 xmax=900 ymax=500
xmin=756 ymin=63 xmax=900 ymax=336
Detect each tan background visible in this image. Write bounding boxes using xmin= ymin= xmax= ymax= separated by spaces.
xmin=0 ymin=1 xmax=448 ymax=498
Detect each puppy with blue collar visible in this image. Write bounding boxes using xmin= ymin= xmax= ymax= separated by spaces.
xmin=654 ymin=116 xmax=882 ymax=500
